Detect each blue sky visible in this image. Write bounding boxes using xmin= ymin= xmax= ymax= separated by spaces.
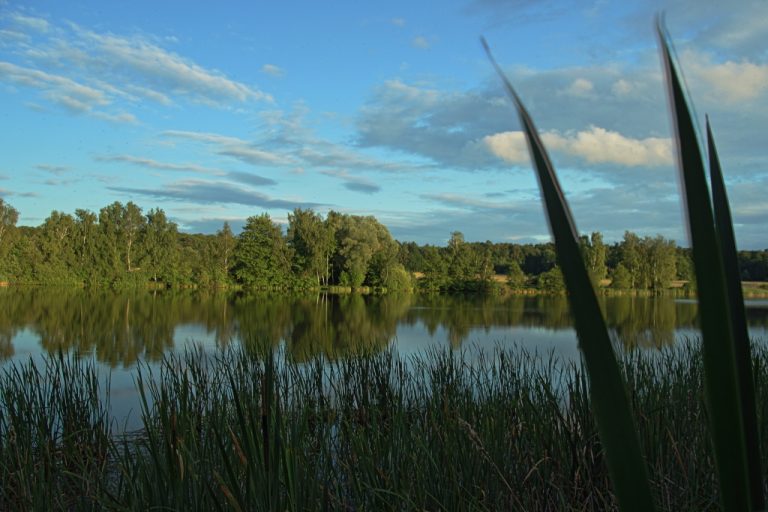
xmin=0 ymin=0 xmax=766 ymax=248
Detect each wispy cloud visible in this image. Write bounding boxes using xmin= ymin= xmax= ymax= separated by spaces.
xmin=0 ymin=11 xmax=272 ymax=120
xmin=109 ymin=180 xmax=320 ymax=209
xmin=421 ymin=192 xmax=528 ymax=214
xmin=0 ymin=61 xmax=107 ymax=111
xmin=261 ymin=64 xmax=284 ymax=77
xmin=411 ymin=36 xmax=431 ymax=49
xmin=163 ymin=130 xmax=295 ymax=166
xmin=320 ymin=169 xmax=381 ymax=194
xmin=96 ymin=154 xmax=224 ymax=175
xmin=10 ymin=13 xmax=49 ymax=32
xmin=226 ymin=171 xmax=277 ymax=187
xmin=96 ymin=154 xmax=277 ymax=186
xmin=68 ymin=24 xmax=272 ymax=105
xmin=0 ymin=188 xmax=38 ymax=198
xmin=36 ymin=164 xmax=70 ymax=175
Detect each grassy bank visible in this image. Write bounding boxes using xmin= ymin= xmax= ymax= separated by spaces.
xmin=1 ymin=342 xmax=766 ymax=511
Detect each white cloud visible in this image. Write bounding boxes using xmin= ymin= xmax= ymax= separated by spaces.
xmin=162 ymin=130 xmax=295 ymax=166
xmin=0 ymin=13 xmax=272 ymax=112
xmin=611 ymin=79 xmax=633 ymax=96
xmin=72 ymin=27 xmax=272 ymax=104
xmin=483 ymin=131 xmax=529 ymax=164
xmin=391 ymin=18 xmax=406 ymax=27
xmin=11 ymin=13 xmax=49 ymax=32
xmin=0 ymin=60 xmax=114 ymax=116
xmin=411 ymin=36 xmax=431 ymax=49
xmin=261 ymin=64 xmax=284 ymax=77
xmin=684 ymin=51 xmax=768 ymax=103
xmin=94 ymin=111 xmax=138 ymax=124
xmin=564 ymin=78 xmax=594 ymax=97
xmin=485 ymin=126 xmax=673 ymax=167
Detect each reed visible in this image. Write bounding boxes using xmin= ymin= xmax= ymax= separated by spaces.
xmin=483 ymin=18 xmax=764 ymax=512
xmin=0 ymin=342 xmax=766 ymax=510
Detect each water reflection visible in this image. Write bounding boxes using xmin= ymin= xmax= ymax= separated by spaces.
xmin=0 ymin=287 xmax=766 ymax=366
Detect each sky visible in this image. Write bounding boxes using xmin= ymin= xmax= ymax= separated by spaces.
xmin=0 ymin=0 xmax=766 ymax=248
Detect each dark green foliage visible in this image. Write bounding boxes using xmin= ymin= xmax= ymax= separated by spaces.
xmin=707 ymin=118 xmax=764 ymax=509
xmin=1 ymin=344 xmax=767 ymax=511
xmin=537 ymin=265 xmax=565 ymax=293
xmin=483 ymin=36 xmax=655 ymax=511
xmin=232 ymin=214 xmax=293 ymax=289
xmin=0 ymin=195 xmax=763 ymax=292
xmin=288 ymin=208 xmax=335 ymax=287
xmin=658 ymin=24 xmax=753 ymax=510
xmin=610 ymin=263 xmax=632 ymax=290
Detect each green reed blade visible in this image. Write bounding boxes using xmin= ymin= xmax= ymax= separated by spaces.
xmin=707 ymin=117 xmax=764 ymax=510
xmin=482 ymin=37 xmax=655 ymax=512
xmin=656 ymin=22 xmax=751 ymax=511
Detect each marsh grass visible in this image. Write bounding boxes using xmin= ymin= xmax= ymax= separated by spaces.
xmin=482 ymin=18 xmax=765 ymax=511
xmin=1 ymin=343 xmax=766 ymax=511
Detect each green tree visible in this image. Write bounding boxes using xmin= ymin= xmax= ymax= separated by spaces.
xmin=643 ymin=235 xmax=677 ymax=291
xmin=447 ymin=231 xmax=475 ymax=286
xmin=288 ymin=208 xmax=335 ymax=287
xmin=215 ymin=222 xmax=237 ymax=283
xmin=611 ymin=263 xmax=632 ymax=290
xmin=37 ymin=211 xmax=78 ymax=282
xmin=0 ymin=198 xmax=19 ymax=251
xmin=332 ymin=214 xmax=395 ymax=288
xmin=143 ymin=208 xmax=178 ymax=284
xmin=583 ymin=232 xmax=607 ymax=286
xmin=619 ymin=231 xmax=644 ymax=289
xmin=538 ymin=266 xmax=565 ymax=293
xmin=233 ymin=214 xmax=292 ymax=289
xmin=73 ymin=209 xmax=98 ymax=273
xmin=419 ymin=246 xmax=449 ymax=292
xmin=505 ymin=260 xmax=527 ymax=290
xmin=99 ymin=201 xmax=146 ymax=275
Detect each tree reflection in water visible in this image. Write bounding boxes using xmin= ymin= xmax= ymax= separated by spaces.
xmin=0 ymin=288 xmax=764 ymax=366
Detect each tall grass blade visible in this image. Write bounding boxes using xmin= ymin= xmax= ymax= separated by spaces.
xmin=656 ymin=21 xmax=751 ymax=511
xmin=482 ymin=37 xmax=656 ymax=512
xmin=707 ymin=117 xmax=764 ymax=509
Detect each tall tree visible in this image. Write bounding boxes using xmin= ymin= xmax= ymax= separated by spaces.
xmin=99 ymin=201 xmax=146 ymax=275
xmin=333 ymin=214 xmax=385 ymax=287
xmin=643 ymin=235 xmax=677 ymax=291
xmin=74 ymin=209 xmax=98 ymax=271
xmin=583 ymin=231 xmax=608 ymax=286
xmin=39 ymin=211 xmax=76 ymax=266
xmin=216 ymin=222 xmax=237 ymax=282
xmin=288 ymin=208 xmax=335 ymax=287
xmin=233 ymin=214 xmax=292 ymax=289
xmin=0 ymin=198 xmax=19 ymax=250
xmin=447 ymin=231 xmax=474 ymax=284
xmin=619 ymin=231 xmax=644 ymax=289
xmin=143 ymin=208 xmax=178 ymax=284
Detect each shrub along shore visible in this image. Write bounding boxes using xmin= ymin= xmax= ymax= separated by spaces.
xmin=0 ymin=198 xmax=766 ymax=294
xmin=1 ymin=341 xmax=766 ymax=511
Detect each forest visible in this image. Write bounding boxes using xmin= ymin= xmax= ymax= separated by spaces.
xmin=0 ymin=198 xmax=766 ymax=292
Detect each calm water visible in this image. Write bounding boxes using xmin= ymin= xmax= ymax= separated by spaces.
xmin=1 ymin=287 xmax=767 ymax=425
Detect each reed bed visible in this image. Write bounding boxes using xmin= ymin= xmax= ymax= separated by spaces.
xmin=0 ymin=341 xmax=765 ymax=511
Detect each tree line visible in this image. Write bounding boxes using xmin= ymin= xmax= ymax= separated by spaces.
xmin=0 ymin=198 xmax=765 ymax=292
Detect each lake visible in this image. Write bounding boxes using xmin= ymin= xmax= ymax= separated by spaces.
xmin=1 ymin=287 xmax=767 ymax=426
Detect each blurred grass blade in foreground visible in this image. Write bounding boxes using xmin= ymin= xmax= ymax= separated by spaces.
xmin=707 ymin=116 xmax=764 ymax=510
xmin=657 ymin=21 xmax=752 ymax=511
xmin=482 ymin=37 xmax=656 ymax=512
